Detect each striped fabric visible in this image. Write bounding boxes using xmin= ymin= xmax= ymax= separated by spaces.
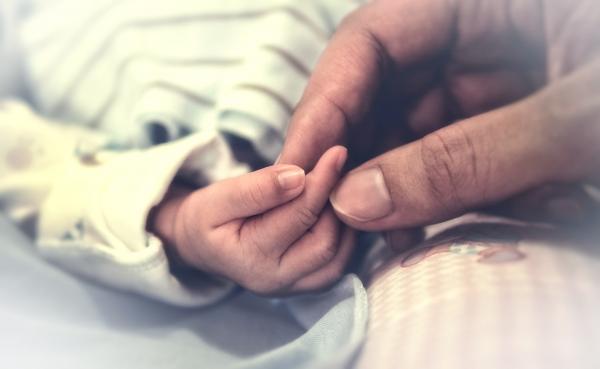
xmin=19 ymin=0 xmax=361 ymax=160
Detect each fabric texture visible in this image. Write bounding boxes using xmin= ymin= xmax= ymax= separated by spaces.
xmin=0 ymin=101 xmax=246 ymax=305
xmin=0 ymin=215 xmax=368 ymax=369
xmin=1 ymin=1 xmax=370 ymax=368
xmin=20 ymin=0 xmax=360 ymax=159
xmin=355 ymin=215 xmax=600 ymax=369
xmin=0 ymin=0 xmax=362 ymax=305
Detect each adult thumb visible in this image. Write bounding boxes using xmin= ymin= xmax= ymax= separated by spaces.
xmin=330 ymin=71 xmax=596 ymax=231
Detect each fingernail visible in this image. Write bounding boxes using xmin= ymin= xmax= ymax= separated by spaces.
xmin=335 ymin=147 xmax=348 ymax=173
xmin=277 ymin=167 xmax=305 ymax=191
xmin=546 ymin=196 xmax=584 ymax=222
xmin=274 ymin=154 xmax=281 ymax=165
xmin=330 ymin=167 xmax=393 ymax=222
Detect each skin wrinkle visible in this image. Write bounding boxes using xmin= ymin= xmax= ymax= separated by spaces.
xmin=318 ymin=90 xmax=355 ymax=128
xmin=292 ymin=203 xmax=321 ymax=231
xmin=243 ymin=218 xmax=274 ymax=268
xmin=436 ymin=131 xmax=464 ymax=209
xmin=456 ymin=123 xmax=481 ymax=203
xmin=318 ymin=25 xmax=386 ymax=126
xmin=289 ymin=233 xmax=348 ymax=293
xmin=279 ymin=215 xmax=341 ymax=288
xmin=359 ymin=26 xmax=391 ymax=89
xmin=419 ymin=131 xmax=470 ymax=217
xmin=49 ymin=6 xmax=328 ymax=115
xmin=312 ymin=233 xmax=340 ymax=272
xmin=480 ymin=125 xmax=493 ymax=204
xmin=283 ymin=216 xmax=337 ymax=269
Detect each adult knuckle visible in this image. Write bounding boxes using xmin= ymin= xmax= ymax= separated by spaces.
xmin=419 ymin=132 xmax=459 ymax=211
xmin=420 ymin=129 xmax=481 ymax=212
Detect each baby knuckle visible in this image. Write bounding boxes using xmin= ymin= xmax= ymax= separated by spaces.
xmin=324 ymin=265 xmax=345 ymax=286
xmin=243 ymin=222 xmax=273 ymax=259
xmin=313 ymin=268 xmax=345 ymax=291
xmin=241 ymin=182 xmax=268 ymax=210
xmin=320 ymin=267 xmax=345 ymax=290
xmin=315 ymin=238 xmax=338 ymax=266
xmin=295 ymin=206 xmax=320 ymax=229
xmin=246 ymin=276 xmax=287 ymax=296
xmin=237 ymin=261 xmax=288 ymax=295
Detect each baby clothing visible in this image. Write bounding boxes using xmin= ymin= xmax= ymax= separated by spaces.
xmin=0 ymin=0 xmax=362 ymax=305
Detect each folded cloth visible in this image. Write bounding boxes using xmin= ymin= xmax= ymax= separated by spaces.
xmin=0 ymin=215 xmax=368 ymax=369
xmin=20 ymin=0 xmax=362 ymax=161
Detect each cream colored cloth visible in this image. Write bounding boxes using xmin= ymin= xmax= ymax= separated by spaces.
xmin=19 ymin=0 xmax=359 ymax=159
xmin=0 ymin=101 xmax=247 ymax=305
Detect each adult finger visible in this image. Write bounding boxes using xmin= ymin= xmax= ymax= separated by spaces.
xmin=277 ymin=16 xmax=379 ymax=168
xmin=330 ymin=63 xmax=600 ymax=230
xmin=278 ymin=0 xmax=456 ymax=169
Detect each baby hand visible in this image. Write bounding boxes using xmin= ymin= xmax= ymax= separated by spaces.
xmin=151 ymin=146 xmax=355 ymax=295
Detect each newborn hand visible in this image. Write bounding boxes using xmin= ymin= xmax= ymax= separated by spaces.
xmin=151 ymin=147 xmax=354 ymax=295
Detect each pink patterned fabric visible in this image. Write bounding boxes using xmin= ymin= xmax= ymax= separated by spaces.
xmin=355 ymin=216 xmax=600 ymax=369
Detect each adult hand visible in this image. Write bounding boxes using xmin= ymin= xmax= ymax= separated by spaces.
xmin=279 ymin=0 xmax=600 ymax=232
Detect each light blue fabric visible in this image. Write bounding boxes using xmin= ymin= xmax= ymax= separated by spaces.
xmin=0 ymin=216 xmax=368 ymax=369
